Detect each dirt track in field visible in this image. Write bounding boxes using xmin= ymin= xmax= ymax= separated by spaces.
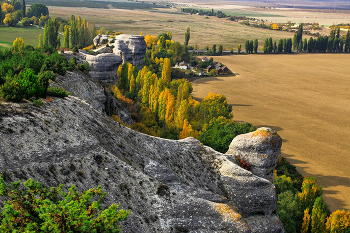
xmin=191 ymin=54 xmax=350 ymax=212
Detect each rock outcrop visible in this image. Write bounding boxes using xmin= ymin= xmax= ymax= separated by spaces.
xmin=85 ymin=53 xmax=123 ymax=83
xmin=112 ymin=34 xmax=147 ymax=68
xmin=87 ymin=34 xmax=146 ymax=83
xmin=226 ymin=127 xmax=282 ymax=183
xmin=0 ymin=74 xmax=283 ymax=232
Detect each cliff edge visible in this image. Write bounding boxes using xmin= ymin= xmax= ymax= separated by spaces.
xmin=0 ymin=72 xmax=283 ymax=233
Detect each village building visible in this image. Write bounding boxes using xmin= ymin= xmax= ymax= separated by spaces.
xmin=175 ymin=61 xmax=189 ymax=69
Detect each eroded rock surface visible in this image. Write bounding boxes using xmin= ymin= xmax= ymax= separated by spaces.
xmin=0 ymin=77 xmax=283 ymax=232
xmin=226 ymin=127 xmax=282 ymax=182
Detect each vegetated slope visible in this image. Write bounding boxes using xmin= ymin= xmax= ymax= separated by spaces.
xmin=191 ymin=53 xmax=350 ymax=213
xmin=0 ymin=71 xmax=283 ymax=232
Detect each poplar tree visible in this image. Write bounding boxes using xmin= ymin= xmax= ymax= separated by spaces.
xmin=22 ymin=0 xmax=26 ymax=18
xmin=253 ymin=39 xmax=258 ymax=53
xmin=63 ymin=25 xmax=69 ymax=49
xmin=345 ymin=30 xmax=350 ymax=53
xmin=0 ymin=4 xmax=2 ymax=25
xmin=38 ymin=34 xmax=43 ymax=47
xmin=118 ymin=63 xmax=129 ymax=91
xmin=184 ymin=27 xmax=190 ymax=46
xmin=161 ymin=58 xmax=171 ymax=84
xmin=311 ymin=197 xmax=327 ymax=233
xmin=43 ymin=23 xmax=48 ymax=47
xmin=301 ymin=208 xmax=311 ymax=233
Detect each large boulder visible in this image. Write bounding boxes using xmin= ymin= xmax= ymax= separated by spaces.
xmin=226 ymin=127 xmax=282 ymax=182
xmin=112 ymin=34 xmax=146 ymax=68
xmin=85 ymin=53 xmax=122 ymax=83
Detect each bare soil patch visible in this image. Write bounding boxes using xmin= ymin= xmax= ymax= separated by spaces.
xmin=190 ymin=54 xmax=350 ymax=212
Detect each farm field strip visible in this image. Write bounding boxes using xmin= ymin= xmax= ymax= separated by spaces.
xmin=190 ymin=54 xmax=350 ymax=212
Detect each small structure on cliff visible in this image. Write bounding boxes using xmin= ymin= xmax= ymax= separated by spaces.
xmin=86 ymin=34 xmax=146 ymax=83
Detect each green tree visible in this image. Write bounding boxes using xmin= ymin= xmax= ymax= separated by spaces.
xmin=293 ymin=33 xmax=298 ymax=50
xmin=268 ymin=37 xmax=273 ymax=53
xmin=218 ymin=44 xmax=223 ymax=55
xmin=26 ymin=3 xmax=48 ymax=18
xmin=38 ymin=33 xmax=43 ymax=47
xmin=0 ymin=175 xmax=129 ymax=232
xmin=253 ymin=39 xmax=258 ymax=53
xmin=303 ymin=38 xmax=308 ymax=52
xmin=245 ymin=40 xmax=249 ymax=54
xmin=277 ymin=39 xmax=283 ymax=53
xmin=22 ymin=0 xmax=26 ymax=18
xmin=118 ymin=63 xmax=129 ymax=91
xmin=63 ymin=25 xmax=69 ymax=49
xmin=345 ymin=30 xmax=350 ymax=53
xmin=298 ymin=176 xmax=323 ymax=212
xmin=238 ymin=44 xmax=241 ymax=54
xmin=308 ymin=37 xmax=314 ymax=53
xmin=184 ymin=27 xmax=190 ymax=46
xmin=263 ymin=38 xmax=268 ymax=54
xmin=212 ymin=44 xmax=216 ymax=54
xmin=199 ymin=117 xmax=255 ymax=153
xmin=311 ymin=197 xmax=327 ymax=233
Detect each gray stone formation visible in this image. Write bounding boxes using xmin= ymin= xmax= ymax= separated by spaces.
xmin=226 ymin=127 xmax=282 ymax=183
xmin=86 ymin=53 xmax=122 ymax=83
xmin=0 ymin=72 xmax=284 ymax=232
xmin=86 ymin=34 xmax=146 ymax=83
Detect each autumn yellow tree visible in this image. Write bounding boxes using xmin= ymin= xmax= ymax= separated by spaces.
xmin=165 ymin=93 xmax=175 ymax=126
xmin=144 ymin=35 xmax=158 ymax=49
xmin=161 ymin=58 xmax=172 ymax=85
xmin=301 ymin=208 xmax=311 ymax=233
xmin=12 ymin=37 xmax=24 ymax=52
xmin=2 ymin=3 xmax=14 ymax=14
xmin=175 ymin=99 xmax=189 ymax=129
xmin=298 ymin=176 xmax=323 ymax=212
xmin=179 ymin=119 xmax=192 ymax=139
xmin=326 ymin=210 xmax=350 ymax=233
xmin=129 ymin=75 xmax=136 ymax=93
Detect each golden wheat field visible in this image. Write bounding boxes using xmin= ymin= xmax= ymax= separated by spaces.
xmin=190 ymin=54 xmax=350 ymax=212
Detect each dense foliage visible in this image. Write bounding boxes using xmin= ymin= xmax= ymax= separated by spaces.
xmin=198 ymin=116 xmax=255 ymax=153
xmin=0 ymin=175 xmax=129 ymax=232
xmin=0 ymin=41 xmax=84 ymax=102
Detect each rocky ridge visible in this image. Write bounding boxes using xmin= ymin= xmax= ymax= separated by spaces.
xmin=0 ymin=72 xmax=284 ymax=232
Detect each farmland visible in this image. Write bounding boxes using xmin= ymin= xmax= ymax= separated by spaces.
xmin=190 ymin=53 xmax=350 ymax=212
xmin=48 ymin=6 xmax=306 ymax=50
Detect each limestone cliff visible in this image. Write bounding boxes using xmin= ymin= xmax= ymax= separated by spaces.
xmin=0 ymin=72 xmax=283 ymax=232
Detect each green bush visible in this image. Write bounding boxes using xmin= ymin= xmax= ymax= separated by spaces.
xmin=32 ymin=98 xmax=44 ymax=107
xmin=47 ymin=87 xmax=70 ymax=98
xmin=199 ymin=117 xmax=255 ymax=153
xmin=0 ymin=175 xmax=129 ymax=232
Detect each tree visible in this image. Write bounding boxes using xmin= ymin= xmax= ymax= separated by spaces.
xmin=293 ymin=33 xmax=298 ymax=50
xmin=3 ymin=13 xmax=17 ymax=27
xmin=26 ymin=3 xmax=48 ymax=18
xmin=268 ymin=37 xmax=273 ymax=53
xmin=311 ymin=197 xmax=327 ymax=233
xmin=345 ymin=30 xmax=350 ymax=53
xmin=118 ymin=63 xmax=129 ymax=91
xmin=22 ymin=0 xmax=26 ymax=18
xmin=326 ymin=210 xmax=350 ymax=233
xmin=218 ymin=44 xmax=223 ymax=55
xmin=184 ymin=27 xmax=190 ymax=46
xmin=253 ymin=39 xmax=258 ymax=53
xmin=199 ymin=117 xmax=255 ymax=153
xmin=277 ymin=39 xmax=283 ymax=53
xmin=63 ymin=25 xmax=69 ymax=49
xmin=21 ymin=17 xmax=30 ymax=26
xmin=263 ymin=38 xmax=268 ymax=54
xmin=301 ymin=208 xmax=311 ymax=233
xmin=212 ymin=44 xmax=216 ymax=54
xmin=238 ymin=44 xmax=241 ymax=54
xmin=0 ymin=3 xmax=2 ymax=25
xmin=245 ymin=40 xmax=249 ymax=54
xmin=303 ymin=38 xmax=308 ymax=52
xmin=308 ymin=37 xmax=314 ymax=53
xmin=1 ymin=3 xmax=14 ymax=14
xmin=38 ymin=34 xmax=43 ymax=47
xmin=12 ymin=37 xmax=24 ymax=52
xmin=0 ymin=175 xmax=129 ymax=232
xmin=179 ymin=119 xmax=192 ymax=139
xmin=161 ymin=58 xmax=171 ymax=84
xmin=298 ymin=176 xmax=323 ymax=212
